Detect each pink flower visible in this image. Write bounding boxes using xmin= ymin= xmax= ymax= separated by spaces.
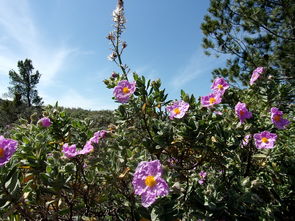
xmin=0 ymin=136 xmax=18 ymax=167
xmin=253 ymin=131 xmax=277 ymax=149
xmin=89 ymin=130 xmax=108 ymax=144
xmin=166 ymin=100 xmax=189 ymax=120
xmin=132 ymin=160 xmax=169 ymax=207
xmin=201 ymin=93 xmax=222 ymax=107
xmin=250 ymin=67 xmax=265 ymax=85
xmin=235 ymin=102 xmax=252 ymax=123
xmin=241 ymin=134 xmax=251 ymax=147
xmin=79 ymin=141 xmax=94 ymax=155
xmin=211 ymin=77 xmax=229 ymax=95
xmin=62 ymin=144 xmax=78 ymax=158
xmin=198 ymin=171 xmax=207 ymax=185
xmin=270 ymin=107 xmax=290 ymax=129
xmin=38 ymin=117 xmax=52 ymax=128
xmin=113 ymin=80 xmax=136 ymax=103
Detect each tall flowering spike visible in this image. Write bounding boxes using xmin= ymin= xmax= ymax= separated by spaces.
xmin=211 ymin=77 xmax=229 ymax=95
xmin=132 ymin=160 xmax=169 ymax=207
xmin=166 ymin=100 xmax=189 ymax=120
xmin=112 ymin=0 xmax=126 ymax=27
xmin=235 ymin=102 xmax=252 ymax=123
xmin=38 ymin=117 xmax=52 ymax=128
xmin=254 ymin=131 xmax=277 ymax=149
xmin=270 ymin=107 xmax=290 ymax=129
xmin=201 ymin=93 xmax=222 ymax=107
xmin=250 ymin=67 xmax=265 ymax=85
xmin=62 ymin=143 xmax=78 ymax=158
xmin=113 ymin=80 xmax=136 ymax=103
xmin=0 ymin=136 xmax=18 ymax=167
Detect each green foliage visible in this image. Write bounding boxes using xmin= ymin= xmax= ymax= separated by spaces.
xmin=0 ymin=104 xmax=136 ymax=220
xmin=0 ymin=1 xmax=294 ymax=220
xmin=0 ymin=98 xmax=43 ymax=135
xmin=1 ymin=71 xmax=288 ymax=220
xmin=102 ymin=70 xmax=295 ymax=220
xmin=64 ymin=108 xmax=115 ymax=131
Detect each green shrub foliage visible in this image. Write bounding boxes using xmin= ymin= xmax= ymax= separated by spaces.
xmin=0 ymin=0 xmax=294 ymax=220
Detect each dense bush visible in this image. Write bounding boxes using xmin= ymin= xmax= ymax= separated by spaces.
xmin=0 ymin=1 xmax=294 ymax=220
xmin=64 ymin=108 xmax=114 ymax=131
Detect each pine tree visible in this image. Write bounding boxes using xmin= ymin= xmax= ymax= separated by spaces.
xmin=8 ymin=59 xmax=43 ymax=107
xmin=201 ymin=0 xmax=295 ymax=101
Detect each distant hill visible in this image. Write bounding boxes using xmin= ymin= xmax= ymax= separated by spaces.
xmin=0 ymin=98 xmax=114 ymax=132
xmin=63 ymin=107 xmax=114 ymax=130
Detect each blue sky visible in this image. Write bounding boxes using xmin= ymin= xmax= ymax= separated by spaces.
xmin=0 ymin=0 xmax=226 ymax=110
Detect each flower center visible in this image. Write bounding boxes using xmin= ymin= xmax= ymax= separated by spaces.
xmin=209 ymin=97 xmax=216 ymax=104
xmin=173 ymin=108 xmax=181 ymax=115
xmin=273 ymin=115 xmax=281 ymax=122
xmin=239 ymin=110 xmax=245 ymax=116
xmin=261 ymin=137 xmax=269 ymax=143
xmin=145 ymin=175 xmax=157 ymax=187
xmin=0 ymin=147 xmax=4 ymax=158
xmin=217 ymin=84 xmax=223 ymax=90
xmin=122 ymin=87 xmax=130 ymax=94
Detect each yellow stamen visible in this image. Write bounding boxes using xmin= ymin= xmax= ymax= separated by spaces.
xmin=273 ymin=115 xmax=281 ymax=122
xmin=145 ymin=175 xmax=157 ymax=187
xmin=209 ymin=97 xmax=216 ymax=104
xmin=173 ymin=108 xmax=181 ymax=115
xmin=0 ymin=147 xmax=4 ymax=158
xmin=217 ymin=84 xmax=223 ymax=90
xmin=122 ymin=87 xmax=130 ymax=94
xmin=261 ymin=137 xmax=269 ymax=143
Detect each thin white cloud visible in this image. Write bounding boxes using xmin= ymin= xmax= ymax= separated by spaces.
xmin=0 ymin=0 xmax=37 ymax=49
xmin=133 ymin=65 xmax=161 ymax=81
xmin=0 ymin=0 xmax=74 ymax=85
xmin=171 ymin=48 xmax=227 ymax=89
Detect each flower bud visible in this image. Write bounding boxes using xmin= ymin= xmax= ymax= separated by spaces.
xmin=111 ymin=72 xmax=119 ymax=78
xmin=38 ymin=117 xmax=52 ymax=128
xmin=106 ymin=32 xmax=115 ymax=41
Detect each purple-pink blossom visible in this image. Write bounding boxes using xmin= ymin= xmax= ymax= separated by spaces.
xmin=198 ymin=171 xmax=207 ymax=185
xmin=214 ymin=111 xmax=223 ymax=116
xmin=270 ymin=107 xmax=290 ymax=129
xmin=62 ymin=143 xmax=78 ymax=158
xmin=89 ymin=130 xmax=108 ymax=144
xmin=241 ymin=134 xmax=251 ymax=147
xmin=132 ymin=160 xmax=169 ymax=207
xmin=211 ymin=77 xmax=229 ymax=95
xmin=235 ymin=102 xmax=252 ymax=123
xmin=250 ymin=67 xmax=265 ymax=85
xmin=166 ymin=100 xmax=189 ymax=120
xmin=38 ymin=117 xmax=52 ymax=128
xmin=79 ymin=141 xmax=94 ymax=155
xmin=253 ymin=131 xmax=277 ymax=149
xmin=0 ymin=136 xmax=18 ymax=167
xmin=113 ymin=80 xmax=136 ymax=103
xmin=201 ymin=93 xmax=222 ymax=107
